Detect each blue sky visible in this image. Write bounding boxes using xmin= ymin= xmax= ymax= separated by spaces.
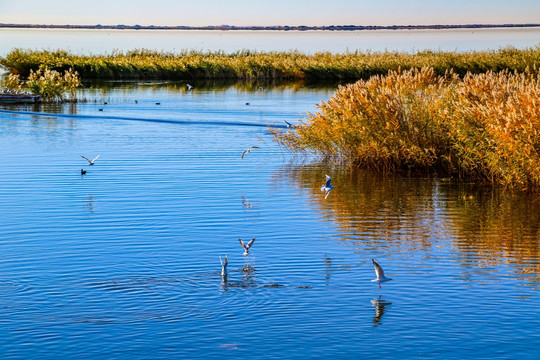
xmin=1 ymin=0 xmax=539 ymax=26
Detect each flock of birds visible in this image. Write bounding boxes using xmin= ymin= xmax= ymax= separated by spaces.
xmin=81 ymin=104 xmax=394 ymax=290
xmin=233 ymin=146 xmax=393 ymax=289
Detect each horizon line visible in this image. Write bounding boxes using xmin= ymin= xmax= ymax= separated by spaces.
xmin=1 ymin=23 xmax=540 ymax=31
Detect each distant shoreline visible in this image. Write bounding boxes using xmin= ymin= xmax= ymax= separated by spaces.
xmin=1 ymin=23 xmax=540 ymax=31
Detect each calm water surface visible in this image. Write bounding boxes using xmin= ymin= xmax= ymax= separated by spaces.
xmin=0 ymin=83 xmax=539 ymax=359
xmin=1 ymin=27 xmax=540 ymax=57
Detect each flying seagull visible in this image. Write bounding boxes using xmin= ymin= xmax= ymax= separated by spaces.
xmin=187 ymin=84 xmax=193 ymax=90
xmin=241 ymin=146 xmax=260 ymax=159
xmin=371 ymin=259 xmax=393 ymax=289
xmin=320 ymin=174 xmax=334 ymax=199
xmin=81 ymin=155 xmax=100 ymax=165
xmin=239 ymin=237 xmax=256 ymax=256
xmin=284 ymin=120 xmax=296 ymax=128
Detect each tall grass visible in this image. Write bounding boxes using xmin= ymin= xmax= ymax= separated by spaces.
xmin=1 ymin=67 xmax=81 ymax=101
xmin=273 ymin=67 xmax=540 ymax=189
xmin=1 ymin=47 xmax=540 ymax=81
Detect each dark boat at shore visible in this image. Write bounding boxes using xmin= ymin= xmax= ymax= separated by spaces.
xmin=0 ymin=92 xmax=41 ymax=104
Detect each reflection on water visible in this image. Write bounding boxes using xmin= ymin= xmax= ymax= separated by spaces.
xmin=450 ymin=189 xmax=540 ymax=282
xmin=281 ymin=163 xmax=540 ymax=286
xmin=1 ymin=82 xmax=539 ymax=359
xmin=323 ymin=253 xmax=332 ymax=286
xmin=371 ymin=296 xmax=392 ymax=327
xmin=2 ymin=27 xmax=540 ymax=56
xmin=82 ymin=194 xmax=96 ymax=214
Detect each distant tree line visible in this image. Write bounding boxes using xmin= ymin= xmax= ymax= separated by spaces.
xmin=1 ymin=23 xmax=539 ymax=31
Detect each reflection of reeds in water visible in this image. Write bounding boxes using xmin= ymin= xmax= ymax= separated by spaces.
xmin=278 ymin=164 xmax=441 ymax=252
xmin=280 ymin=163 xmax=540 ymax=284
xmin=449 ymin=188 xmax=540 ymax=282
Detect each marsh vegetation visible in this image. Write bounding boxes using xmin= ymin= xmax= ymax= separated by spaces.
xmin=1 ymin=47 xmax=540 ymax=81
xmin=273 ymin=67 xmax=540 ymax=189
xmin=2 ymin=47 xmax=539 ymax=188
xmin=1 ymin=67 xmax=80 ymax=102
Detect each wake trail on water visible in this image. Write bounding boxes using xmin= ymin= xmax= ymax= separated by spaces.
xmin=0 ymin=109 xmax=288 ymax=129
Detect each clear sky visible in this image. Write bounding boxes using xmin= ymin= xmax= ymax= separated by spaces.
xmin=1 ymin=0 xmax=539 ymax=27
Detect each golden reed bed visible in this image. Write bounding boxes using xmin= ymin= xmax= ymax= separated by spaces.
xmin=1 ymin=47 xmax=540 ymax=80
xmin=273 ymin=67 xmax=540 ymax=189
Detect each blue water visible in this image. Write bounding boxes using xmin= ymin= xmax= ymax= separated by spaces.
xmin=1 ymin=84 xmax=539 ymax=359
xmin=1 ymin=27 xmax=540 ymax=57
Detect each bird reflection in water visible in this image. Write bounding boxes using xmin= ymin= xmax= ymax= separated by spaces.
xmin=83 ymin=195 xmax=96 ymax=214
xmin=371 ymin=295 xmax=392 ymax=327
xmin=241 ymin=195 xmax=252 ymax=209
xmin=241 ymin=195 xmax=260 ymax=219
xmin=324 ymin=253 xmax=332 ymax=286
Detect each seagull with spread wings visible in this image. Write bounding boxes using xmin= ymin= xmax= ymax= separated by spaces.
xmin=241 ymin=146 xmax=260 ymax=159
xmin=239 ymin=237 xmax=256 ymax=256
xmin=81 ymin=155 xmax=100 ymax=165
xmin=320 ymin=174 xmax=334 ymax=199
xmin=371 ymin=259 xmax=393 ymax=289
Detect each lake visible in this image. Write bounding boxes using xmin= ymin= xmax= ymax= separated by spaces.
xmin=1 ymin=27 xmax=540 ymax=56
xmin=1 ymin=29 xmax=540 ymax=359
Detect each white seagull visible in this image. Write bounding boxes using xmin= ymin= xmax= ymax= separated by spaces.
xmin=241 ymin=146 xmax=260 ymax=159
xmin=81 ymin=155 xmax=100 ymax=165
xmin=187 ymin=84 xmax=193 ymax=90
xmin=320 ymin=174 xmax=334 ymax=199
xmin=239 ymin=237 xmax=256 ymax=256
xmin=371 ymin=259 xmax=393 ymax=289
xmin=220 ymin=255 xmax=228 ymax=276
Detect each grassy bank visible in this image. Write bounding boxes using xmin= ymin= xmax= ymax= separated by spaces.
xmin=1 ymin=47 xmax=540 ymax=81
xmin=273 ymin=67 xmax=540 ymax=189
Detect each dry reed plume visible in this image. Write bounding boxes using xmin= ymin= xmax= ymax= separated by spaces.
xmin=273 ymin=67 xmax=540 ymax=189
